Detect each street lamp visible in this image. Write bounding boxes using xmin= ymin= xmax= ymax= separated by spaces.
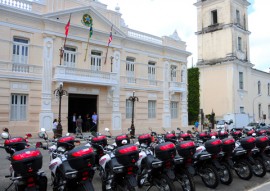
xmin=253 ymin=94 xmax=261 ymax=122
xmin=128 ymin=91 xmax=139 ymax=138
xmin=54 ymin=83 xmax=68 ymax=138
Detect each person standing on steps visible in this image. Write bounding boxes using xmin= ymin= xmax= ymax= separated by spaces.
xmin=76 ymin=115 xmax=83 ymax=137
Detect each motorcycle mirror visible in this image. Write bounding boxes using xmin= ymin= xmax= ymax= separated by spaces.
xmin=1 ymin=132 xmax=9 ymax=139
xmin=35 ymin=142 xmax=42 ymax=148
xmin=26 ymin=133 xmax=32 ymax=138
xmin=105 ymin=128 xmax=110 ymax=132
xmin=41 ymin=128 xmax=46 ymax=132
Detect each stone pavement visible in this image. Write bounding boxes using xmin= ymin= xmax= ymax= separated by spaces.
xmin=248 ymin=181 xmax=270 ymax=191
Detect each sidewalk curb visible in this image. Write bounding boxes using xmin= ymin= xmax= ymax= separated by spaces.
xmin=248 ymin=181 xmax=270 ymax=191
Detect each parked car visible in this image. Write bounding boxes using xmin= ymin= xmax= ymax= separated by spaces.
xmin=245 ymin=122 xmax=259 ymax=130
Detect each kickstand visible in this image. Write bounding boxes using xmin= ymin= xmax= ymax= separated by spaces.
xmin=5 ymin=182 xmax=14 ymax=191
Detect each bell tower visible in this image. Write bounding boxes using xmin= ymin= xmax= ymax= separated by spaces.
xmin=194 ymin=0 xmax=253 ymax=118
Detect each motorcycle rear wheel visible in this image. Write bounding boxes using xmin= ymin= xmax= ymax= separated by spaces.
xmin=219 ymin=162 xmax=233 ymax=185
xmin=200 ymin=164 xmax=219 ymax=189
xmin=153 ymin=174 xmax=176 ymax=191
xmin=234 ymin=159 xmax=253 ymax=180
xmin=252 ymin=158 xmax=266 ymax=177
xmin=175 ymin=170 xmax=195 ymax=191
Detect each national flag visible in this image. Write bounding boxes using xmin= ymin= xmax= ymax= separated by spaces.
xmin=65 ymin=14 xmax=71 ymax=36
xmin=107 ymin=25 xmax=113 ymax=45
xmin=89 ymin=25 xmax=93 ymax=37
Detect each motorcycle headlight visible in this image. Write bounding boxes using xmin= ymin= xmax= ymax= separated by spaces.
xmin=152 ymin=161 xmax=163 ymax=168
xmin=113 ymin=166 xmax=124 ymax=173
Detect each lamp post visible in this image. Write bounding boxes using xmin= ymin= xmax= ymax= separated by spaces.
xmin=54 ymin=83 xmax=68 ymax=138
xmin=128 ymin=91 xmax=139 ymax=138
xmin=253 ymin=94 xmax=261 ymax=122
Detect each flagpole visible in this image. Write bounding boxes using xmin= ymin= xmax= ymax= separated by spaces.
xmin=60 ymin=13 xmax=72 ymax=65
xmin=104 ymin=25 xmax=113 ymax=65
xmin=84 ymin=34 xmax=91 ymax=62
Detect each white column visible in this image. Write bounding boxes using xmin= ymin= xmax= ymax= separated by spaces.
xmin=163 ymin=61 xmax=171 ymax=128
xmin=39 ymin=37 xmax=54 ymax=131
xmin=111 ymin=51 xmax=122 ymax=131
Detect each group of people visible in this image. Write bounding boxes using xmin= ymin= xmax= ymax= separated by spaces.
xmin=72 ymin=112 xmax=98 ymax=136
xmin=52 ymin=112 xmax=98 ymax=138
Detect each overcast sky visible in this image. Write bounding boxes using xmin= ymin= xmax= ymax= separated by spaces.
xmin=99 ymin=0 xmax=269 ymax=72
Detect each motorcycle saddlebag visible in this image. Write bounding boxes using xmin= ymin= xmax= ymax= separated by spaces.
xmin=222 ymin=138 xmax=235 ymax=153
xmin=138 ymin=133 xmax=152 ymax=146
xmin=91 ymin=135 xmax=107 ymax=147
xmin=115 ymin=144 xmax=139 ymax=165
xmin=205 ymin=139 xmax=222 ymax=155
xmin=231 ymin=131 xmax=242 ymax=139
xmin=115 ymin=134 xmax=130 ymax=147
xmin=179 ymin=133 xmax=192 ymax=141
xmin=11 ymin=148 xmax=42 ymax=175
xmin=176 ymin=141 xmax=196 ymax=158
xmin=155 ymin=142 xmax=176 ymax=161
xmin=199 ymin=132 xmax=210 ymax=142
xmin=4 ymin=137 xmax=27 ymax=154
xmin=57 ymin=136 xmax=75 ymax=150
xmin=218 ymin=131 xmax=228 ymax=139
xmin=67 ymin=146 xmax=95 ymax=170
xmin=164 ymin=133 xmax=177 ymax=143
xmin=240 ymin=136 xmax=256 ymax=150
xmin=256 ymin=136 xmax=269 ymax=149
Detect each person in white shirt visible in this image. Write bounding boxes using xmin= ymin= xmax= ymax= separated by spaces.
xmin=52 ymin=118 xmax=58 ymax=138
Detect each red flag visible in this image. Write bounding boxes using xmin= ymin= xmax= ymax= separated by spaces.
xmin=107 ymin=25 xmax=113 ymax=45
xmin=65 ymin=15 xmax=71 ymax=36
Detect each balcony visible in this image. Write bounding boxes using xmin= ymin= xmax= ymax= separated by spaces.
xmin=120 ymin=76 xmax=163 ymax=91
xmin=54 ymin=66 xmax=117 ymax=86
xmin=0 ymin=61 xmax=42 ymax=80
xmin=169 ymin=82 xmax=186 ymax=92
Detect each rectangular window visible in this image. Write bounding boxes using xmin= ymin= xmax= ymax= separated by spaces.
xmin=211 ymin=10 xmax=218 ymax=25
xmin=91 ymin=51 xmax=102 ymax=71
xmin=170 ymin=101 xmax=178 ymax=119
xmin=126 ymin=99 xmax=132 ymax=119
xmin=268 ymin=105 xmax=270 ymax=119
xmin=268 ymin=83 xmax=270 ymax=96
xmin=240 ymin=107 xmax=245 ymax=113
xmin=148 ymin=100 xmax=156 ymax=119
xmin=239 ymin=72 xmax=244 ymax=89
xmin=236 ymin=10 xmax=240 ymax=24
xmin=258 ymin=104 xmax=261 ymax=119
xmin=10 ymin=94 xmax=27 ymax=121
xmin=64 ymin=47 xmax=76 ymax=67
xmin=148 ymin=61 xmax=156 ymax=85
xmin=126 ymin=57 xmax=135 ymax=83
xmin=170 ymin=65 xmax=177 ymax=82
xmin=238 ymin=37 xmax=242 ymax=51
xmin=12 ymin=37 xmax=29 ymax=64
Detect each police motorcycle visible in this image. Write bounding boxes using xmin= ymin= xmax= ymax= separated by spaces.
xmin=1 ymin=129 xmax=47 ymax=191
xmin=37 ymin=128 xmax=95 ymax=191
xmin=136 ymin=132 xmax=177 ymax=191
xmin=163 ymin=129 xmax=196 ymax=191
xmin=231 ymin=129 xmax=266 ymax=178
xmin=98 ymin=131 xmax=140 ymax=191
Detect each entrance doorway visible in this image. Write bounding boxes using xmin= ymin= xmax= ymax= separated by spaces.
xmin=68 ymin=94 xmax=97 ymax=133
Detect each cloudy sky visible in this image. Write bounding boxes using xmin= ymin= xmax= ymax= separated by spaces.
xmin=99 ymin=0 xmax=269 ymax=72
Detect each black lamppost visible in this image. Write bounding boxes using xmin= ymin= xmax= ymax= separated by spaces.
xmin=129 ymin=91 xmax=139 ymax=138
xmin=54 ymin=83 xmax=68 ymax=138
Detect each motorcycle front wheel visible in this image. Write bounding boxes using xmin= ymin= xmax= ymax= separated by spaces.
xmin=200 ymin=164 xmax=219 ymax=189
xmin=175 ymin=170 xmax=195 ymax=191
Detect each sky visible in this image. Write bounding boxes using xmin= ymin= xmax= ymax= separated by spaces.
xmin=99 ymin=0 xmax=269 ymax=72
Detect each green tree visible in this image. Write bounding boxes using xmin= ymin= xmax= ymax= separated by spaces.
xmin=188 ymin=67 xmax=200 ymax=125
